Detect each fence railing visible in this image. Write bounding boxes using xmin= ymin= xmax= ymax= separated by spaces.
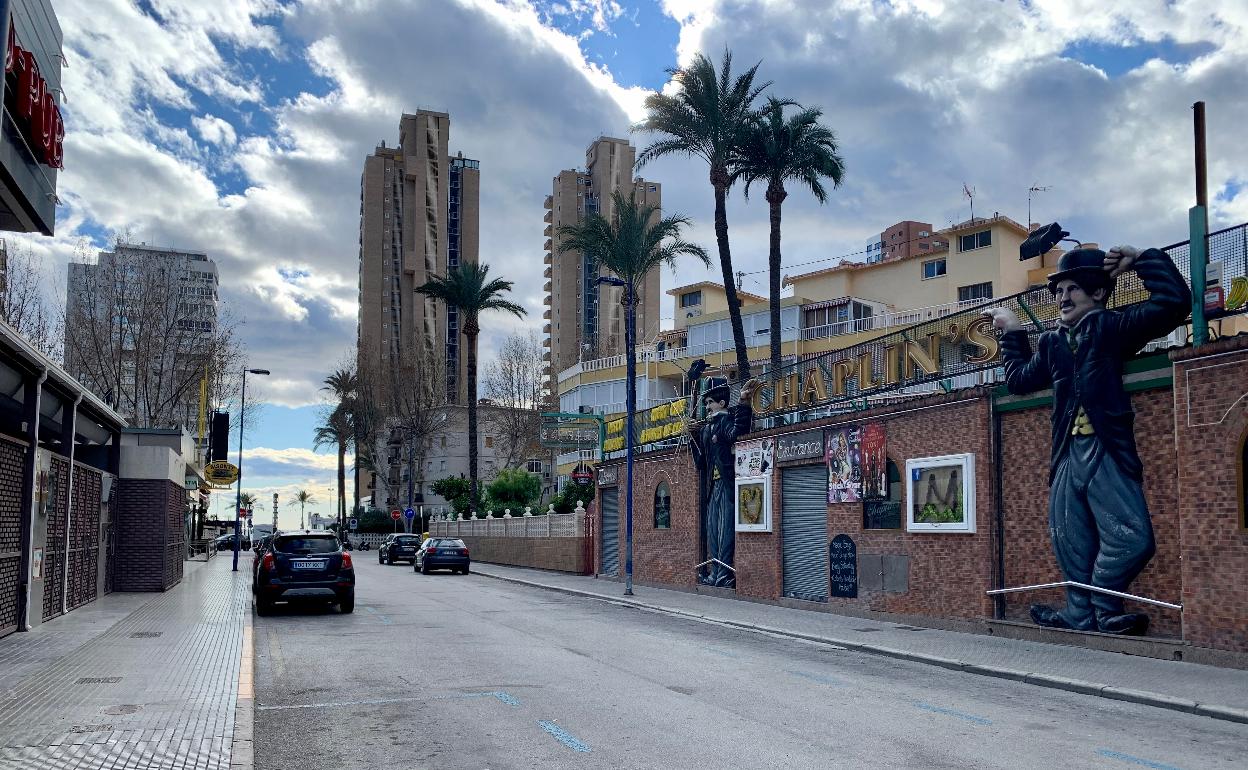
xmin=431 ymin=511 xmax=588 ymax=539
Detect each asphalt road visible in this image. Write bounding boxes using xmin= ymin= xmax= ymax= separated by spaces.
xmin=254 ymin=558 xmax=1247 ymax=769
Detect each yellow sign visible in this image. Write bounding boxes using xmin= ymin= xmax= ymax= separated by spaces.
xmin=205 ymin=461 xmax=239 ymax=485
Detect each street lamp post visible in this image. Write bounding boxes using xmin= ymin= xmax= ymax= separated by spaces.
xmin=598 ymin=275 xmax=634 ymax=596
xmin=232 ymin=367 xmax=270 ymax=571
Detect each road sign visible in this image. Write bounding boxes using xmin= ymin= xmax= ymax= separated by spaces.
xmin=205 ymin=461 xmax=239 ymax=485
xmin=390 ymin=509 xmax=402 ymax=520
xmin=571 ymin=463 xmax=593 ymax=486
xmin=403 ymin=507 xmax=416 ymax=520
xmin=348 ymin=517 xmax=358 ymax=531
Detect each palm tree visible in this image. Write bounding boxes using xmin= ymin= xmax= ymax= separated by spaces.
xmin=731 ymin=97 xmax=846 ymax=374
xmin=557 ymin=189 xmax=709 ymax=595
xmin=291 ymin=490 xmax=315 ymax=529
xmin=635 ymin=48 xmax=775 ymax=379
xmin=239 ymin=492 xmax=256 ymax=541
xmin=416 ymin=262 xmax=526 ymax=510
xmin=320 ymin=369 xmax=358 ymax=529
xmin=314 ymin=409 xmax=350 ymax=530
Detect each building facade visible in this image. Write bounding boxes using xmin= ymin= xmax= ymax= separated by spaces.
xmin=0 ymin=1 xmax=64 ymax=236
xmin=64 ymin=243 xmax=220 ymax=432
xmin=357 ymin=110 xmax=479 ymax=411
xmin=543 ymin=137 xmax=661 ymax=394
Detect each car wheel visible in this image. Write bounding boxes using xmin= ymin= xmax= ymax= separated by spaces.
xmin=378 ymin=553 xmax=383 ymax=564
xmin=421 ymin=560 xmax=430 ymax=575
xmin=462 ymin=565 xmax=470 ymax=575
xmin=256 ymin=597 xmax=273 ymax=616
xmin=338 ymin=592 xmax=355 ymax=613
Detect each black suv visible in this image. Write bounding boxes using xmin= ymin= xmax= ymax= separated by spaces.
xmin=380 ymin=534 xmax=422 ymax=565
xmin=253 ymin=531 xmax=355 ymax=615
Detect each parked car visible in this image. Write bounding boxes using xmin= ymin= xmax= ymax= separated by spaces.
xmin=213 ymin=533 xmax=249 ymax=551
xmin=253 ymin=531 xmax=355 ymax=615
xmin=414 ymin=538 xmax=470 ymax=575
xmin=380 ymin=534 xmax=422 ymax=565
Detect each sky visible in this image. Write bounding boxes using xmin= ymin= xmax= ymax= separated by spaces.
xmin=12 ymin=0 xmax=1248 ymax=528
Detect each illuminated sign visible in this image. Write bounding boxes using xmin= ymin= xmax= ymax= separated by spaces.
xmin=4 ymin=18 xmax=65 ymax=168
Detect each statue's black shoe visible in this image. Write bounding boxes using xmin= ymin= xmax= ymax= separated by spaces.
xmin=1030 ymin=604 xmax=1094 ymax=630
xmin=1097 ymin=613 xmax=1149 ymax=636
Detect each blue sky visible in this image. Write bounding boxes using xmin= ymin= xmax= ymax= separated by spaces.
xmin=15 ymin=0 xmax=1248 ymax=526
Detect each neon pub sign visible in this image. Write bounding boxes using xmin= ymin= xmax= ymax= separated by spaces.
xmin=751 ymin=316 xmax=1001 ymax=416
xmin=4 ymin=18 xmax=65 ymax=168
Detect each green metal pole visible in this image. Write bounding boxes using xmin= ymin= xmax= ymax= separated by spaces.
xmin=1189 ymin=205 xmax=1208 ymax=346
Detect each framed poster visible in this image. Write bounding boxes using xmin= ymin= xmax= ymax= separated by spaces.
xmin=735 ymin=438 xmax=774 ymax=532
xmin=825 ymin=427 xmax=861 ymax=503
xmin=859 ymin=423 xmax=887 ymax=500
xmin=905 ymin=453 xmax=976 ymax=533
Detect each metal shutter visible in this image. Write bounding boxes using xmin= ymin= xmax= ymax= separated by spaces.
xmin=600 ymin=489 xmax=619 ymax=577
xmin=782 ymin=465 xmax=829 ymax=602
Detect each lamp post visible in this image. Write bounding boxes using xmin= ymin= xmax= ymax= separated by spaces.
xmin=232 ymin=367 xmax=270 ymax=571
xmin=598 ymin=275 xmax=634 ymax=596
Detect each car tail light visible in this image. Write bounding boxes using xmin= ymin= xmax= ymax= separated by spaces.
xmin=261 ymin=553 xmax=274 ymax=571
xmin=426 ymin=548 xmax=437 ymax=556
xmin=460 ymin=549 xmax=468 ymax=556
xmin=341 ymin=552 xmax=353 ymax=569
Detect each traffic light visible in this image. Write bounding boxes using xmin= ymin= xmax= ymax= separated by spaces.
xmin=209 ymin=411 xmax=230 ymax=462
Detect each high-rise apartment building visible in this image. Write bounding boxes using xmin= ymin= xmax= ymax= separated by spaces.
xmin=64 ymin=243 xmax=220 ymax=430
xmin=542 ymin=137 xmax=661 ymax=393
xmin=357 ymin=110 xmax=479 ymax=408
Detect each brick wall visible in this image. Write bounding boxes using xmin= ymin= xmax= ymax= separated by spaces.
xmin=457 ymin=536 xmax=588 ymax=573
xmin=114 ymin=479 xmax=185 ymax=592
xmin=1172 ymin=336 xmax=1248 ymax=653
xmin=1000 ymin=387 xmax=1183 ymax=637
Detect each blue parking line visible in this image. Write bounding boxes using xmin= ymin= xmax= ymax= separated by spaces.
xmin=787 ymin=670 xmax=846 ymax=687
xmin=539 ymin=720 xmax=591 ymax=753
xmin=1097 ymin=749 xmax=1182 ymax=770
xmin=362 ymin=606 xmax=392 ymax=625
xmin=464 ymin=691 xmax=521 ymax=706
xmin=913 ymin=702 xmax=993 ymax=725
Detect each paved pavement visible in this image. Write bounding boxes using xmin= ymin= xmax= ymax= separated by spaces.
xmin=254 ymin=558 xmax=1248 ymax=769
xmin=0 ymin=557 xmax=250 ymax=770
xmin=472 ymin=563 xmax=1248 ymax=722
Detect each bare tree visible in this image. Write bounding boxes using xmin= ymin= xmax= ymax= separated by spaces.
xmin=481 ymin=331 xmax=544 ymax=470
xmin=63 ymin=240 xmax=243 ymax=431
xmin=0 ymin=241 xmax=62 ymax=360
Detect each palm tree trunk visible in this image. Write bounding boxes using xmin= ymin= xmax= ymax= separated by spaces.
xmin=337 ymin=444 xmax=346 ymax=529
xmin=712 ymin=168 xmax=751 ymax=379
xmin=466 ymin=321 xmax=480 ymax=512
xmin=767 ymin=182 xmax=787 ymax=375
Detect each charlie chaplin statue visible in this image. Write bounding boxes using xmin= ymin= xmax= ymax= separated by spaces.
xmin=984 ymin=235 xmax=1190 ymax=635
xmin=687 ymin=374 xmax=763 ymax=588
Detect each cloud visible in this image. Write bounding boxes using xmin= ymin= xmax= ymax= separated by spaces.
xmin=192 ymin=114 xmax=239 ymax=146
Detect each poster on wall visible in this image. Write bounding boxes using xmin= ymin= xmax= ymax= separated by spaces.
xmin=859 ymin=423 xmax=888 ymax=500
xmin=906 ymin=453 xmax=976 ymax=533
xmin=735 ymin=438 xmax=774 ymax=532
xmin=825 ymin=427 xmax=861 ymax=503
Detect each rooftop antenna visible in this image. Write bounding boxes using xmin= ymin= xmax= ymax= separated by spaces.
xmin=962 ymin=183 xmax=976 ymax=222
xmin=1027 ymin=184 xmax=1051 ymax=229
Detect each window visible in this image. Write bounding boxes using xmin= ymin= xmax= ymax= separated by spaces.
xmin=920 ymin=242 xmax=930 ymax=249
xmin=680 ymin=290 xmax=702 ymax=308
xmin=485 ymin=436 xmax=494 ymax=448
xmin=654 ymin=481 xmax=671 ymax=529
xmin=958 ymin=282 xmax=994 ymax=302
xmin=959 ymin=230 xmax=992 ymax=251
xmin=922 ymin=259 xmax=947 ymax=280
xmin=527 ymin=459 xmax=544 ymax=474
xmin=863 ymin=460 xmax=903 ymax=529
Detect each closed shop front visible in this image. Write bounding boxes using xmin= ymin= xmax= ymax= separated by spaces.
xmin=600 ymin=488 xmax=619 ymax=577
xmin=781 ymin=465 xmax=828 ymax=602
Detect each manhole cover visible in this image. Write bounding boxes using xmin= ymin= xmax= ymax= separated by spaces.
xmin=70 ymin=724 xmax=114 ymax=733
xmin=76 ymin=677 xmax=122 ymax=684
xmin=102 ymin=704 xmax=142 ymax=716
xmin=129 ymin=631 xmax=162 ymax=639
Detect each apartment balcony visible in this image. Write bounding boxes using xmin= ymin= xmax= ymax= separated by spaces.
xmin=543 ymin=280 xmax=552 ymax=293
xmin=542 ymin=350 xmax=551 ymax=361
xmin=544 ymin=265 xmax=552 ymax=279
xmin=544 ymin=252 xmax=553 ymax=265
xmin=543 ymin=307 xmax=552 ymax=318
xmin=543 ymin=195 xmax=553 ymax=210
xmin=544 ymin=210 xmax=553 ymax=223
xmin=543 ymin=323 xmax=551 ymax=335
xmin=800 ymin=297 xmax=979 ymax=341
xmin=544 ymin=224 xmax=552 ymax=237
xmin=544 ymin=238 xmax=552 ymax=252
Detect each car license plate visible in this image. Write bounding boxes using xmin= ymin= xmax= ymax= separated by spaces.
xmin=292 ymin=560 xmax=327 ymax=570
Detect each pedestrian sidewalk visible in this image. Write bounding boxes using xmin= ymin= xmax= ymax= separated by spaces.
xmin=471 ymin=563 xmax=1248 ymax=725
xmin=0 ymin=557 xmax=251 ymax=770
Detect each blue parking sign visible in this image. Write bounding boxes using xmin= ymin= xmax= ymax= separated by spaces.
xmin=403 ymin=507 xmax=416 ymax=520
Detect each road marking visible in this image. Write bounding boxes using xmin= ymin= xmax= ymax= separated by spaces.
xmin=1097 ymin=749 xmax=1183 ymax=770
xmin=464 ymin=691 xmax=521 ymax=706
xmin=787 ymin=670 xmax=846 ymax=687
xmin=539 ymin=720 xmax=591 ymax=753
xmin=706 ymin=647 xmax=740 ymax=659
xmin=238 ymin=623 xmax=254 ymax=699
xmin=913 ymin=702 xmax=993 ymax=725
xmin=363 ymin=605 xmax=393 ymax=624
xmin=257 ymin=691 xmax=521 ymax=712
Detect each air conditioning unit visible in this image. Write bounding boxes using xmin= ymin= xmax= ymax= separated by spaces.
xmin=578 ymin=405 xmax=594 ymax=414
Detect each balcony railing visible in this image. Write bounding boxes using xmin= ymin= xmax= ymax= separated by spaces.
xmin=801 ymin=298 xmax=985 ymax=341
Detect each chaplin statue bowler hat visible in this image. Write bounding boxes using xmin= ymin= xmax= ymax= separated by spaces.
xmin=1047 ymin=246 xmax=1114 ymax=296
xmin=702 ymin=377 xmax=732 ymax=405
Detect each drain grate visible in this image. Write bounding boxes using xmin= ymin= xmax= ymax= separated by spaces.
xmin=129 ymin=631 xmax=162 ymax=639
xmin=102 ymin=704 xmax=142 ymax=716
xmin=76 ymin=676 xmax=122 ymax=684
xmin=69 ymin=724 xmax=114 ymax=733
xmin=894 ymin=625 xmax=928 ymax=632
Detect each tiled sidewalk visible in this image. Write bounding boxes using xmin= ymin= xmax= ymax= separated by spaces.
xmin=0 ymin=557 xmax=250 ymax=770
xmin=471 ymin=563 xmax=1248 ymax=723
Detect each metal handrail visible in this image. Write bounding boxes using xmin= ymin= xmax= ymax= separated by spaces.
xmin=985 ymin=581 xmax=1181 ymax=611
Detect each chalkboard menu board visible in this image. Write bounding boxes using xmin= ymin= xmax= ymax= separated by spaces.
xmin=829 ymin=534 xmax=858 ymax=598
